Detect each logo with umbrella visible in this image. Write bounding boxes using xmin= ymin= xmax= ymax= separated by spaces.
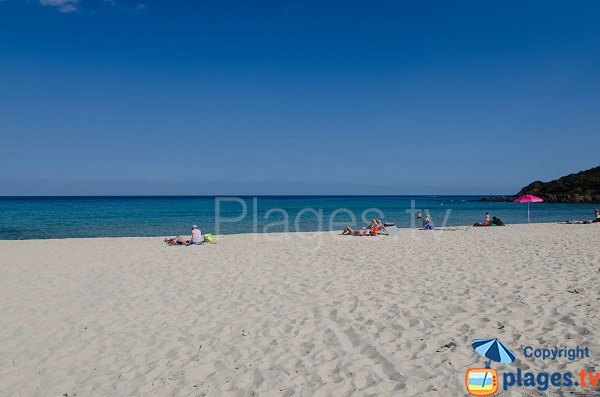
xmin=466 ymin=338 xmax=517 ymax=396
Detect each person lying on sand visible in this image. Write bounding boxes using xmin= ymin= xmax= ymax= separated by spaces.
xmin=340 ymin=225 xmax=380 ymax=236
xmin=164 ymin=236 xmax=187 ymax=245
xmin=341 ymin=219 xmax=384 ymax=236
xmin=562 ymin=220 xmax=593 ymax=225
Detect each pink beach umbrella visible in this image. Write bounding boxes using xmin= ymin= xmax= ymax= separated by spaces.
xmin=513 ymin=194 xmax=544 ymax=224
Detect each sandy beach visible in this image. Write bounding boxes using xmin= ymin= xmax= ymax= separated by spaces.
xmin=0 ymin=223 xmax=598 ymax=396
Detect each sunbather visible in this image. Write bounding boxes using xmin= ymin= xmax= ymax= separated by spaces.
xmin=563 ymin=220 xmax=592 ymax=225
xmin=164 ymin=225 xmax=203 ymax=245
xmin=340 ymin=225 xmax=380 ymax=236
xmin=164 ymin=236 xmax=187 ymax=245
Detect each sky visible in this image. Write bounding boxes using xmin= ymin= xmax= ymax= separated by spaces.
xmin=0 ymin=0 xmax=599 ymax=195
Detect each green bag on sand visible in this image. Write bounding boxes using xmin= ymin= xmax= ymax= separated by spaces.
xmin=203 ymin=234 xmax=216 ymax=244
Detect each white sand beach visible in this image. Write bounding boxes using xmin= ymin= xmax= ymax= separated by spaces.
xmin=0 ymin=223 xmax=598 ymax=396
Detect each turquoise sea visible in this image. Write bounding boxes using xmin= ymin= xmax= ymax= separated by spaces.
xmin=0 ymin=196 xmax=597 ymax=240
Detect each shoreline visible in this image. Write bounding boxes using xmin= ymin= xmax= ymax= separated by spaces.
xmin=1 ymin=221 xmax=598 ymax=242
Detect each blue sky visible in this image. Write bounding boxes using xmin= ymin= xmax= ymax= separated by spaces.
xmin=1 ymin=0 xmax=599 ymax=195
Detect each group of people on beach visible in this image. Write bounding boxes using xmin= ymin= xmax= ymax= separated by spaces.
xmin=339 ymin=210 xmax=510 ymax=236
xmin=167 ymin=209 xmax=600 ymax=243
xmin=340 ymin=218 xmax=384 ymax=236
xmin=472 ymin=212 xmax=505 ymax=227
xmin=339 ymin=213 xmax=434 ymax=236
xmin=563 ymin=208 xmax=600 ymax=224
xmin=164 ymin=225 xmax=203 ymax=246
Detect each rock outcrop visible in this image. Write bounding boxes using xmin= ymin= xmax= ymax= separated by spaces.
xmin=480 ymin=166 xmax=600 ymax=203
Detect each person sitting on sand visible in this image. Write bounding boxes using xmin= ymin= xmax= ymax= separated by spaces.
xmin=473 ymin=212 xmax=492 ymax=227
xmin=595 ymin=208 xmax=600 ymax=222
xmin=190 ymin=225 xmax=202 ymax=244
xmin=371 ymin=224 xmax=381 ymax=235
xmin=422 ymin=214 xmax=433 ymax=230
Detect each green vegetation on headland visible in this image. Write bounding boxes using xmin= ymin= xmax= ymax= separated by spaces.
xmin=481 ymin=166 xmax=600 ymax=203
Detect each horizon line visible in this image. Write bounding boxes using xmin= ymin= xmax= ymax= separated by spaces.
xmin=0 ymin=194 xmax=508 ymax=198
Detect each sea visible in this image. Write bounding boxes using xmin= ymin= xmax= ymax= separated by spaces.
xmin=0 ymin=196 xmax=597 ymax=240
